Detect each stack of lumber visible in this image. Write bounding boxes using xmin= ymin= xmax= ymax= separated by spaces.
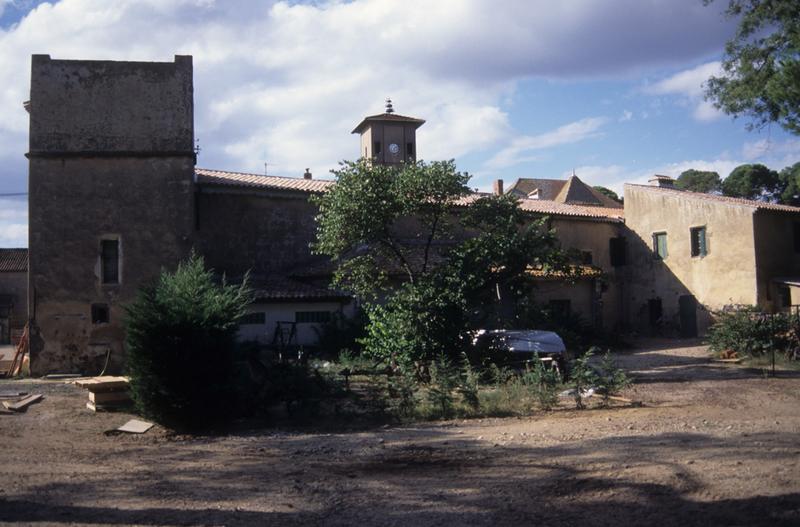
xmin=1 ymin=324 xmax=29 ymax=377
xmin=1 ymin=391 xmax=43 ymax=412
xmin=75 ymin=376 xmax=132 ymax=412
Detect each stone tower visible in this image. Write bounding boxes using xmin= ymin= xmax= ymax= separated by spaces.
xmin=351 ymin=99 xmax=425 ymax=164
xmin=26 ymin=55 xmax=196 ymax=374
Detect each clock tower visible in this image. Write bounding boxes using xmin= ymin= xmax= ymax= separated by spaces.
xmin=352 ymin=99 xmax=425 ymax=165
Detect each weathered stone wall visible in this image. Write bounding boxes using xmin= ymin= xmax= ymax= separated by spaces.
xmin=623 ymin=185 xmax=758 ymax=335
xmin=0 ymin=270 xmax=27 ymax=344
xmin=28 ymin=56 xmax=195 ymax=375
xmin=196 ymin=189 xmax=321 ymax=278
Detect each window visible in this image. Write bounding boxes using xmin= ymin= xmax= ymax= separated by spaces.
xmin=609 ymin=237 xmax=626 ymax=267
xmin=239 ymin=312 xmax=266 ymax=325
xmin=794 ymin=222 xmax=800 ymax=253
xmin=690 ymin=226 xmax=707 ymax=257
xmin=295 ymin=311 xmax=332 ymax=324
xmin=779 ymin=286 xmax=792 ymax=308
xmin=91 ymin=303 xmax=109 ymax=324
xmin=101 ymin=239 xmax=120 ymax=284
xmin=406 ymin=142 xmax=414 ymax=156
xmin=652 ymin=232 xmax=668 ymax=260
xmin=373 ymin=141 xmax=382 ymax=155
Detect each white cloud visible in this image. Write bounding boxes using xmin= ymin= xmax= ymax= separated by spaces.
xmin=619 ymin=110 xmax=633 ymax=122
xmin=742 ymin=138 xmax=800 ymax=163
xmin=485 ymin=117 xmax=607 ymax=169
xmin=0 ymin=0 xmax=738 ymax=189
xmin=0 ymin=222 xmax=26 ymax=247
xmin=645 ymin=61 xmax=724 ymax=122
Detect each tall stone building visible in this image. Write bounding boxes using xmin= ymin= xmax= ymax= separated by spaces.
xmin=27 ymin=55 xmax=196 ymax=374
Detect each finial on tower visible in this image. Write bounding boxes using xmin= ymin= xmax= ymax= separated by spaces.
xmin=385 ymin=98 xmax=394 ymax=114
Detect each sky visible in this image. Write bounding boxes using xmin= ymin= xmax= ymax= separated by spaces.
xmin=1 ymin=0 xmax=799 ymax=247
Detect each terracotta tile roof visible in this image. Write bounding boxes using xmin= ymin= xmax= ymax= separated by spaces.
xmin=456 ymin=194 xmax=624 ymax=221
xmin=248 ymin=276 xmax=351 ymax=302
xmin=507 ymin=178 xmax=566 ymax=200
xmin=527 ymin=264 xmax=602 ymax=280
xmin=351 ymin=112 xmax=426 ymax=134
xmin=196 ymin=168 xmax=334 ymax=193
xmin=0 ymin=248 xmax=27 ymax=272
xmin=625 ymin=184 xmax=800 ymax=213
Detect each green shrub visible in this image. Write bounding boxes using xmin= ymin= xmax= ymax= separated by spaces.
xmin=458 ymin=354 xmax=481 ymax=411
xmin=595 ymin=351 xmax=631 ymax=407
xmin=523 ymin=359 xmax=561 ymax=410
xmin=570 ymin=349 xmax=599 ymax=409
xmin=707 ymin=307 xmax=791 ymax=357
xmin=313 ymin=309 xmax=368 ymax=358
xmin=125 ymin=253 xmax=252 ymax=430
xmin=425 ymin=356 xmax=459 ymax=418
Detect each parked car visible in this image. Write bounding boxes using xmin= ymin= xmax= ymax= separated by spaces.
xmin=472 ymin=329 xmax=571 ymax=377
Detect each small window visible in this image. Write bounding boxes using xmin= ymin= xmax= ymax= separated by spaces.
xmin=91 ymin=303 xmax=110 ymax=324
xmin=652 ymin=232 xmax=668 ymax=260
xmin=295 ymin=311 xmax=332 ymax=324
xmin=101 ymin=239 xmax=119 ymax=284
xmin=690 ymin=226 xmax=707 ymax=257
xmin=609 ymin=237 xmax=626 ymax=267
xmin=239 ymin=312 xmax=266 ymax=325
xmin=406 ymin=142 xmax=414 ymax=156
xmin=779 ymin=286 xmax=792 ymax=308
xmin=580 ymin=251 xmax=593 ymax=265
xmin=373 ymin=141 xmax=382 ymax=155
xmin=794 ymin=222 xmax=800 ymax=253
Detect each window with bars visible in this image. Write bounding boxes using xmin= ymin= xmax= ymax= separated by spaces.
xmin=652 ymin=232 xmax=668 ymax=260
xmin=690 ymin=226 xmax=707 ymax=257
xmin=101 ymin=239 xmax=120 ymax=284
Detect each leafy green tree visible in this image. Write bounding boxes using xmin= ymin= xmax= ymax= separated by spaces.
xmin=312 ymin=159 xmax=470 ymax=299
xmin=126 ymin=253 xmax=252 ymax=429
xmin=593 ymin=186 xmax=622 ymax=203
xmin=675 ymin=169 xmax=722 ymax=193
xmin=721 ymin=163 xmax=780 ymax=199
xmin=704 ymin=0 xmax=800 ymax=134
xmin=778 ymin=161 xmax=800 ymax=205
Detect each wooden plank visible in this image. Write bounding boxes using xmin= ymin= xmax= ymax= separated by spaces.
xmin=86 ymin=399 xmax=132 ymax=412
xmin=712 ymin=358 xmax=742 ymax=364
xmin=43 ymin=373 xmax=82 ymax=379
xmin=2 ymin=393 xmax=43 ymax=411
xmin=0 ymin=391 xmax=28 ymax=399
xmin=89 ymin=390 xmax=131 ymax=404
xmin=77 ymin=376 xmax=130 ymax=391
xmin=117 ymin=419 xmax=154 ymax=434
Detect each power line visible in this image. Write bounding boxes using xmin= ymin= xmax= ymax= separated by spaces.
xmin=0 ymin=192 xmax=27 ymax=197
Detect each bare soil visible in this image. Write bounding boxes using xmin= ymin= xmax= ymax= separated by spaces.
xmin=2 ymin=339 xmax=800 ymax=526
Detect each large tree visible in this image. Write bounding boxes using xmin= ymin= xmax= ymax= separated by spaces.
xmin=313 ymin=160 xmax=569 ymax=367
xmin=593 ymin=186 xmax=622 ymax=203
xmin=675 ymin=169 xmax=722 ymax=193
xmin=721 ymin=163 xmax=780 ymax=199
xmin=704 ymin=0 xmax=800 ymax=134
xmin=778 ymin=161 xmax=800 ymax=205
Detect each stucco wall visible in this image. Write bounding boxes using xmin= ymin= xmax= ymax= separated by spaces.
xmin=623 ymin=185 xmax=758 ymax=334
xmin=28 ymin=56 xmax=195 ymax=375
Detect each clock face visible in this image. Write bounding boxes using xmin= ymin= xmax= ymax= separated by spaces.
xmin=388 ymin=143 xmax=400 ymax=155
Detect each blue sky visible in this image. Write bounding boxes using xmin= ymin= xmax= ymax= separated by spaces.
xmin=1 ymin=0 xmax=799 ymax=247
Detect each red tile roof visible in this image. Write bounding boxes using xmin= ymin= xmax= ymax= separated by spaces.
xmin=249 ymin=277 xmax=350 ymax=302
xmin=196 ymin=168 xmax=334 ymax=193
xmin=625 ymin=184 xmax=800 ymax=213
xmin=456 ymin=194 xmax=624 ymax=221
xmin=0 ymin=248 xmax=27 ymax=272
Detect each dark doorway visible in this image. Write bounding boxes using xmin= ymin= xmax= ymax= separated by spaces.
xmin=679 ymin=295 xmax=698 ymax=338
xmin=648 ymin=298 xmax=662 ymax=335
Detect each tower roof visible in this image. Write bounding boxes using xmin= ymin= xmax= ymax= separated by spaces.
xmin=351 ymin=112 xmax=426 ymax=134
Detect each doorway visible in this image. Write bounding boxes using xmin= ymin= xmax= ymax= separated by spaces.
xmin=679 ymin=295 xmax=698 ymax=338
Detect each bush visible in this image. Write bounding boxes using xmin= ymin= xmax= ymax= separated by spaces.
xmin=595 ymin=351 xmax=631 ymax=407
xmin=523 ymin=359 xmax=561 ymax=410
xmin=707 ymin=307 xmax=792 ymax=357
xmin=125 ymin=253 xmax=251 ymax=430
xmin=570 ymin=349 xmax=599 ymax=409
xmin=313 ymin=309 xmax=368 ymax=358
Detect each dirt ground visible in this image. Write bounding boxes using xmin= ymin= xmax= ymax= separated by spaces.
xmin=1 ymin=339 xmax=800 ymax=526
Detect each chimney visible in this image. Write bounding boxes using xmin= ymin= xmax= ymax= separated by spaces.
xmin=303 ymin=168 xmax=312 ymax=180
xmin=493 ymin=179 xmax=504 ymax=195
xmin=648 ymin=174 xmax=675 ymax=188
